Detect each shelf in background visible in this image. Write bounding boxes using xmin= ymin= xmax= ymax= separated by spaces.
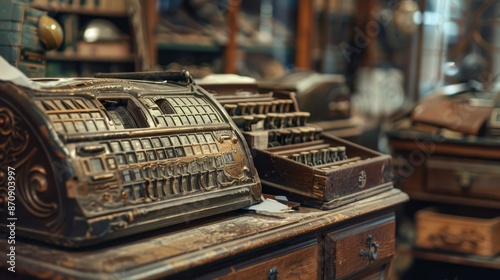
xmin=397 ymin=245 xmax=500 ymax=270
xmin=239 ymin=43 xmax=294 ymax=54
xmin=404 ymin=190 xmax=500 ymax=209
xmin=157 ymin=41 xmax=222 ymax=53
xmin=46 ymin=52 xmax=135 ymax=63
xmin=156 ymin=41 xmax=295 ymax=54
xmin=31 ymin=3 xmax=128 ymax=17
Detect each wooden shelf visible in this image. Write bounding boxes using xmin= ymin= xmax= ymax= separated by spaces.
xmin=403 ymin=190 xmax=500 ymax=209
xmin=397 ymin=245 xmax=500 ymax=270
xmin=46 ymin=52 xmax=135 ymax=63
xmin=31 ymin=4 xmax=128 ymax=17
xmin=157 ymin=41 xmax=222 ymax=53
xmin=239 ymin=43 xmax=294 ymax=54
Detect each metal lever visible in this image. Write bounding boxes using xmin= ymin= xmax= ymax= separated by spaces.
xmin=359 ymin=234 xmax=379 ymax=261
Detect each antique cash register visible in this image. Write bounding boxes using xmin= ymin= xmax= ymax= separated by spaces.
xmin=0 ymin=70 xmax=262 ymax=247
xmin=0 ymin=71 xmax=409 ymax=279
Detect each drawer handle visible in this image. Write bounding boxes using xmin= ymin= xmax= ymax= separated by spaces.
xmin=456 ymin=172 xmax=474 ymax=190
xmin=430 ymin=229 xmax=481 ymax=247
xmin=359 ymin=234 xmax=379 ymax=261
xmin=268 ymin=267 xmax=278 ymax=280
xmin=433 ymin=232 xmax=464 ymax=246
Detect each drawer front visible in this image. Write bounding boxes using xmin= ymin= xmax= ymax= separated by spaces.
xmin=351 ymin=263 xmax=390 ymax=280
xmin=415 ymin=209 xmax=500 ymax=256
xmin=425 ymin=157 xmax=500 ymax=201
xmin=324 ymin=215 xmax=395 ymax=279
xmin=216 ymin=245 xmax=319 ymax=280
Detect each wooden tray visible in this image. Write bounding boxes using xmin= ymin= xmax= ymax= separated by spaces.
xmin=416 ymin=208 xmax=500 ymax=256
xmin=253 ymin=134 xmax=393 ymax=209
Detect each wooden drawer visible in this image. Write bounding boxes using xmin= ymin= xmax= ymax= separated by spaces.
xmin=416 ymin=208 xmax=500 ymax=256
xmin=324 ymin=215 xmax=395 ymax=279
xmin=350 ymin=263 xmax=390 ymax=280
xmin=215 ymin=243 xmax=319 ymax=280
xmin=426 ymin=156 xmax=500 ymax=201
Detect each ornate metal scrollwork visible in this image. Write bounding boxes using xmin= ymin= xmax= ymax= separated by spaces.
xmin=19 ymin=165 xmax=58 ymax=218
xmin=1 ymin=101 xmax=60 ymax=232
xmin=358 ymin=170 xmax=367 ymax=188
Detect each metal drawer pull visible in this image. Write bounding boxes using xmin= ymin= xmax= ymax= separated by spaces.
xmin=359 ymin=234 xmax=379 ymax=261
xmin=268 ymin=267 xmax=278 ymax=280
xmin=456 ymin=172 xmax=474 ymax=190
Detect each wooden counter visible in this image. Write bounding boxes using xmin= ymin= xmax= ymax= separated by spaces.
xmin=0 ymin=189 xmax=408 ymax=279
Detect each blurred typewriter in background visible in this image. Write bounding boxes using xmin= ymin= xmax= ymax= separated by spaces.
xmin=258 ymin=70 xmax=363 ymax=139
xmin=199 ymin=74 xmax=393 ymax=209
xmin=0 ymin=70 xmax=261 ymax=247
xmin=258 ymin=70 xmax=351 ymax=122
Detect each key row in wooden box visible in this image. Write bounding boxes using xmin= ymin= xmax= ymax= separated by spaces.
xmin=252 ymin=134 xmax=393 ymax=209
xmin=202 ymin=79 xmax=393 ymax=209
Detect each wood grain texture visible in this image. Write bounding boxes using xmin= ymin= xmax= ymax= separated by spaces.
xmin=416 ymin=208 xmax=500 ymax=256
xmin=389 ymin=135 xmax=500 ymax=206
xmin=254 ymin=134 xmax=392 ymax=202
xmin=0 ymin=189 xmax=407 ymax=279
xmin=216 ymin=245 xmax=319 ymax=280
xmin=425 ymin=156 xmax=500 ymax=201
xmin=354 ymin=263 xmax=389 ymax=280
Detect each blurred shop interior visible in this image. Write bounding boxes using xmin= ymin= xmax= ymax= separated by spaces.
xmin=2 ymin=0 xmax=500 ymax=279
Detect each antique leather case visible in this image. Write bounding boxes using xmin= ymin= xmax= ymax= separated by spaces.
xmin=0 ymin=71 xmax=261 ymax=247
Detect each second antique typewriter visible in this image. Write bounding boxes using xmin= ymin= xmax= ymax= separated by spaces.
xmin=0 ymin=71 xmax=261 ymax=247
xmin=199 ymin=75 xmax=392 ymax=209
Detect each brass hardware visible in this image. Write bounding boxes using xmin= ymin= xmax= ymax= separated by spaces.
xmin=78 ymin=145 xmax=106 ymax=156
xmin=358 ymin=171 xmax=367 ymax=189
xmin=456 ymin=172 xmax=473 ymax=190
xmin=218 ymin=134 xmax=231 ymax=143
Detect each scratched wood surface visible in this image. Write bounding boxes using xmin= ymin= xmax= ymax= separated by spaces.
xmin=0 ymin=189 xmax=408 ymax=279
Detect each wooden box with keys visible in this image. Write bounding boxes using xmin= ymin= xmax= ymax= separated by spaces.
xmin=253 ymin=134 xmax=393 ymax=209
xmin=201 ymin=78 xmax=393 ymax=209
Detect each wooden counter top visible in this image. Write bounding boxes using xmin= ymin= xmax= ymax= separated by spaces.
xmin=0 ymin=189 xmax=408 ymax=279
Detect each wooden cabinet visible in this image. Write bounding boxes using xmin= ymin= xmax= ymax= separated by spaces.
xmin=424 ymin=156 xmax=500 ymax=201
xmin=0 ymin=189 xmax=407 ymax=279
xmin=415 ymin=208 xmax=500 ymax=257
xmin=388 ymin=131 xmax=500 ymax=278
